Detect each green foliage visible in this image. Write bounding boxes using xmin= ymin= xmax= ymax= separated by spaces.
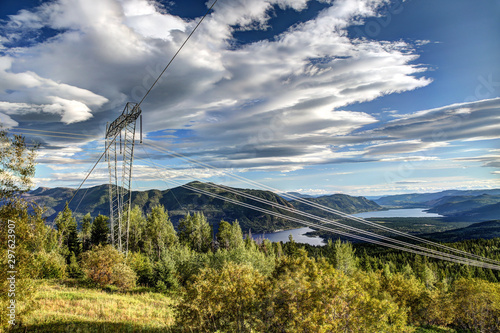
xmin=90 ymin=214 xmax=109 ymax=246
xmin=333 ymin=238 xmax=358 ymax=275
xmin=178 ymin=212 xmax=212 ymax=253
xmin=0 ymin=130 xmax=37 ymax=199
xmin=176 ymin=261 xmax=266 ymax=332
xmin=126 ymin=205 xmax=147 ymax=253
xmin=162 ymin=244 xmax=210 ymax=286
xmin=127 ymin=251 xmax=154 ymax=287
xmin=80 ymin=244 xmax=136 ymax=289
xmin=177 ymin=252 xmax=413 ymax=332
xmin=144 ymin=205 xmax=177 ymax=260
xmin=216 ymin=219 xmax=244 ymax=250
xmin=33 ymin=250 xmax=67 ymax=279
xmin=0 ymin=130 xmax=41 ymax=328
xmin=67 ymin=252 xmax=84 ymax=279
xmin=80 ymin=212 xmax=92 ymax=252
xmin=152 ymin=255 xmax=179 ymax=292
xmin=452 ymin=278 xmax=500 ymax=332
xmin=54 ymin=202 xmax=80 ymax=261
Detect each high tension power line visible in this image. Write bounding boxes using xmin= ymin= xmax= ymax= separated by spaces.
xmin=135 ymin=149 xmax=500 ymax=271
xmin=53 ymin=0 xmax=496 ymax=271
xmin=66 ymin=0 xmax=219 ymax=254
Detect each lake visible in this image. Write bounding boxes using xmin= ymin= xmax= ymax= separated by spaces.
xmin=252 ymin=208 xmax=443 ymax=246
xmin=252 ymin=227 xmax=325 ymax=246
xmin=353 ymin=208 xmax=443 ymax=218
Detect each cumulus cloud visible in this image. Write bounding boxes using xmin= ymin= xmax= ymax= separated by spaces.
xmin=9 ymin=0 xmax=498 ymax=181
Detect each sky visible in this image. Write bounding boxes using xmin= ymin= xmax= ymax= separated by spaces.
xmin=0 ymin=0 xmax=499 ymax=197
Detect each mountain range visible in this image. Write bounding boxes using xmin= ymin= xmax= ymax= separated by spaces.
xmin=374 ymin=189 xmax=500 ymax=222
xmin=21 ymin=184 xmax=500 ymax=233
xmin=23 ymin=182 xmax=382 ymax=233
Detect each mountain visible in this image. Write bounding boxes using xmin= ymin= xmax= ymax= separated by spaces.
xmin=423 ymin=220 xmax=500 ymax=242
xmin=375 ymin=189 xmax=500 ymax=208
xmin=427 ymin=194 xmax=500 ymax=216
xmin=291 ymin=194 xmax=382 ymax=218
xmin=22 ymin=182 xmax=381 ymax=233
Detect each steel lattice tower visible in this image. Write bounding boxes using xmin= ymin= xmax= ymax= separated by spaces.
xmin=105 ymin=102 xmax=142 ymax=253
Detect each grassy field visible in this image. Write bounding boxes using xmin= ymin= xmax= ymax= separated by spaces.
xmin=6 ymin=279 xmax=470 ymax=333
xmin=11 ymin=279 xmax=176 ymax=332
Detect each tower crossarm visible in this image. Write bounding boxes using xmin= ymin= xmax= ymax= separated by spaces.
xmin=106 ymin=103 xmax=142 ymax=139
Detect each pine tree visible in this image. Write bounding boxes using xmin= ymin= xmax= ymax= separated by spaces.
xmin=91 ymin=214 xmax=109 ymax=247
xmin=178 ymin=212 xmax=211 ymax=253
xmin=55 ymin=202 xmax=80 ymax=261
xmin=80 ymin=213 xmax=92 ymax=252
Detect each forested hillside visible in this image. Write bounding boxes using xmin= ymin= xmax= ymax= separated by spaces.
xmin=22 ymin=181 xmax=383 ymax=233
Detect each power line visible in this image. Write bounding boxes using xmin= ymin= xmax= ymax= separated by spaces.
xmin=143 ymin=141 xmax=500 ymax=267
xmin=8 ymin=127 xmax=94 ymax=137
xmin=137 ymin=155 xmax=500 ymax=271
xmin=65 ymin=0 xmax=219 ymax=205
xmin=137 ymin=0 xmax=219 ymax=107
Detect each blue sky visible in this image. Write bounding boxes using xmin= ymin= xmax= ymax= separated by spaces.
xmin=0 ymin=0 xmax=498 ymax=196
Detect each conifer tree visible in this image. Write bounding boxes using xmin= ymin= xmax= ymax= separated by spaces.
xmin=80 ymin=213 xmax=92 ymax=252
xmin=178 ymin=212 xmax=211 ymax=253
xmin=91 ymin=214 xmax=109 ymax=246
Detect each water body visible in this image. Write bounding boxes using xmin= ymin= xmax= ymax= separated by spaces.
xmin=353 ymin=208 xmax=443 ymax=218
xmin=252 ymin=209 xmax=442 ymax=246
xmin=252 ymin=227 xmax=325 ymax=246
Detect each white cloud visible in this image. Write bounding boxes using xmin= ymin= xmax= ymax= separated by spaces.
xmin=364 ymin=140 xmax=448 ymax=156
xmin=4 ymin=0 xmax=478 ymax=179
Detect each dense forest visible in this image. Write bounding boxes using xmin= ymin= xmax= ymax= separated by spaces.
xmin=1 ymin=131 xmax=500 ymax=332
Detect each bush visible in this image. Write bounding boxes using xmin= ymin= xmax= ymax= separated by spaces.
xmin=176 ymin=261 xmax=265 ymax=332
xmin=111 ymin=262 xmax=137 ymax=290
xmin=33 ymin=250 xmax=67 ymax=279
xmin=452 ymin=278 xmax=500 ymax=333
xmin=127 ymin=252 xmax=154 ymax=287
xmin=153 ymin=256 xmax=179 ymax=292
xmin=80 ymin=245 xmax=136 ymax=289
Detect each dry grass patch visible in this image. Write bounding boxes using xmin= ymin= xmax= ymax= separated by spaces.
xmin=12 ymin=279 xmax=175 ymax=332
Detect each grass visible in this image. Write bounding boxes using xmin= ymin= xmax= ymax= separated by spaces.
xmin=11 ymin=279 xmax=176 ymax=332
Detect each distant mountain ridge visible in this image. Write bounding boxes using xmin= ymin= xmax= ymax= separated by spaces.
xmin=374 ymin=189 xmax=500 ymax=222
xmin=375 ymin=189 xmax=500 ymax=207
xmin=22 ymin=182 xmax=382 ymax=233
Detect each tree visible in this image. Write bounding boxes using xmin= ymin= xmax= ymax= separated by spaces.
xmin=126 ymin=205 xmax=147 ymax=253
xmin=80 ymin=244 xmax=136 ymax=289
xmin=176 ymin=261 xmax=266 ymax=332
xmin=54 ymin=203 xmax=80 ymax=260
xmin=334 ymin=239 xmax=358 ymax=276
xmin=144 ymin=205 xmax=177 ymax=259
xmin=90 ymin=214 xmax=109 ymax=247
xmin=216 ymin=220 xmax=232 ymax=249
xmin=178 ymin=212 xmax=211 ymax=253
xmin=216 ymin=219 xmax=243 ymax=250
xmin=0 ymin=130 xmax=37 ymax=200
xmin=452 ymin=278 xmax=500 ymax=332
xmin=80 ymin=212 xmax=92 ymax=252
xmin=0 ymin=129 xmax=41 ymax=327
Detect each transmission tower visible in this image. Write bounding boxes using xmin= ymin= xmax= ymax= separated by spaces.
xmin=105 ymin=102 xmax=142 ymax=253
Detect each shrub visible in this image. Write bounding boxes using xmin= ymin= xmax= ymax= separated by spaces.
xmin=33 ymin=250 xmax=67 ymax=279
xmin=127 ymin=252 xmax=154 ymax=287
xmin=80 ymin=244 xmax=136 ymax=289
xmin=111 ymin=262 xmax=137 ymax=290
xmin=153 ymin=255 xmax=179 ymax=292
xmin=176 ymin=261 xmax=265 ymax=332
xmin=452 ymin=278 xmax=500 ymax=333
